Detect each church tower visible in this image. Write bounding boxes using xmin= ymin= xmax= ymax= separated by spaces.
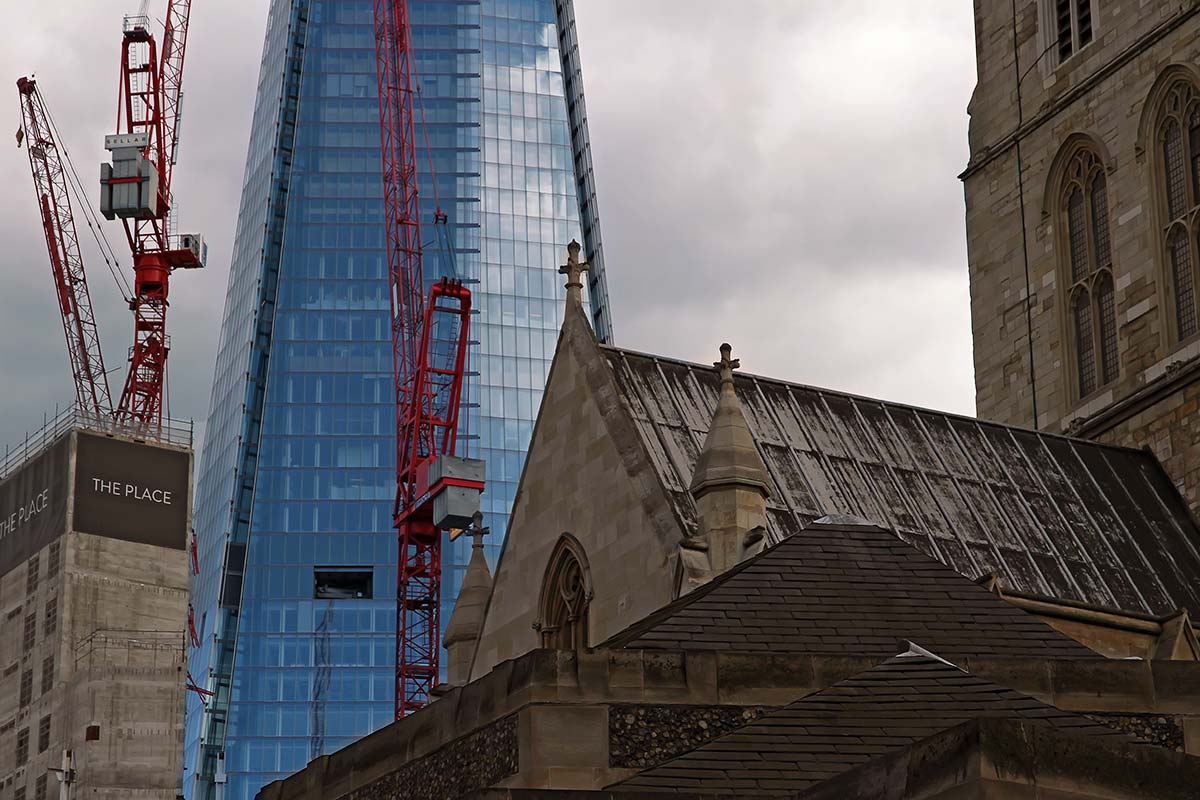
xmin=963 ymin=0 xmax=1200 ymax=512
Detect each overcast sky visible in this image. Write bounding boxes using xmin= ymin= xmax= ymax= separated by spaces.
xmin=0 ymin=1 xmax=978 ymax=454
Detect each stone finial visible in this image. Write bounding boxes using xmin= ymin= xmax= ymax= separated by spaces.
xmin=689 ymin=343 xmax=771 ymax=575
xmin=443 ymin=511 xmax=492 ymax=687
xmin=559 ymin=240 xmax=591 ymax=308
xmin=716 ymin=343 xmax=740 ymax=389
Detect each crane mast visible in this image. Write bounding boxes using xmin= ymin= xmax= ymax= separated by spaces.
xmin=373 ymin=0 xmax=485 ymax=719
xmin=100 ymin=0 xmax=204 ymax=430
xmin=16 ymin=77 xmax=113 ymax=418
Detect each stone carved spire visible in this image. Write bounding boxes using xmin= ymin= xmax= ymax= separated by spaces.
xmin=443 ymin=511 xmax=492 ymax=687
xmin=559 ymin=240 xmax=591 ymax=309
xmin=689 ymin=343 xmax=771 ymax=575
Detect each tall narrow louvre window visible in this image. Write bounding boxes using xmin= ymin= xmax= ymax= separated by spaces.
xmin=1156 ymin=81 xmax=1200 ymax=342
xmin=1057 ymin=145 xmax=1119 ymax=399
xmin=1054 ymin=0 xmax=1094 ymax=62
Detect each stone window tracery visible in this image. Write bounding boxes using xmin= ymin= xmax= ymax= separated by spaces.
xmin=1058 ymin=147 xmax=1119 ymax=399
xmin=536 ymin=535 xmax=592 ymax=651
xmin=1156 ymin=81 xmax=1200 ymax=343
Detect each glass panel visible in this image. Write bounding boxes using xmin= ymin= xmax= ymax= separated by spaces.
xmin=1163 ymin=119 xmax=1188 ymax=220
xmin=1067 ymin=186 xmax=1088 ymax=283
xmin=1074 ymin=290 xmax=1096 ymax=397
xmin=1089 ymin=173 xmax=1111 ymax=269
xmin=1174 ymin=230 xmax=1199 ymax=340
xmin=185 ymin=2 xmax=607 ymax=798
xmin=1168 ymin=229 xmax=1197 ymax=340
xmin=1096 ymin=276 xmax=1118 ymax=385
xmin=1189 ymin=107 xmax=1200 ymax=207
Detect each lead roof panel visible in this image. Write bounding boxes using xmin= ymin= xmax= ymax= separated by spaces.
xmin=602 ymin=346 xmax=1200 ymax=617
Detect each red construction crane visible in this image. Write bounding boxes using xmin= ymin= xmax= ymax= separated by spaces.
xmin=16 ymin=77 xmax=113 ymax=418
xmin=373 ymin=0 xmax=485 ymax=719
xmin=100 ymin=0 xmax=204 ymax=430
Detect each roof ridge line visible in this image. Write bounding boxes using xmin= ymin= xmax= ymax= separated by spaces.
xmin=595 ymin=343 xmax=1155 ymax=458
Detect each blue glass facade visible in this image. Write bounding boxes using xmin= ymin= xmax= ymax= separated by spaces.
xmin=182 ymin=2 xmax=610 ymax=799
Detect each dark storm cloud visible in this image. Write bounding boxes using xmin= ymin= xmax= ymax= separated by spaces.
xmin=0 ymin=0 xmax=976 ymax=453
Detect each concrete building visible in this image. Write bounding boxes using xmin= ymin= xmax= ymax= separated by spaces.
xmin=258 ymin=253 xmax=1200 ymax=799
xmin=962 ymin=0 xmax=1200 ymax=512
xmin=0 ymin=412 xmax=192 ymax=800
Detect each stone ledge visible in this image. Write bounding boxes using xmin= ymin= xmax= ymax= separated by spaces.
xmin=257 ymin=650 xmax=1200 ymax=799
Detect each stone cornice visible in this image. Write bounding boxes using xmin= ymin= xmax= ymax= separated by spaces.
xmin=1067 ymin=355 xmax=1200 ymax=439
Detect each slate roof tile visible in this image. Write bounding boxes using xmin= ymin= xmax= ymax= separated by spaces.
xmin=611 ymin=655 xmax=1132 ymax=796
xmin=605 ymin=521 xmax=1098 ymax=660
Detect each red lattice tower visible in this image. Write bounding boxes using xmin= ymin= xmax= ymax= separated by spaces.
xmin=373 ymin=0 xmax=482 ymax=719
xmin=16 ymin=77 xmax=113 ymax=418
xmin=105 ymin=0 xmax=201 ymax=430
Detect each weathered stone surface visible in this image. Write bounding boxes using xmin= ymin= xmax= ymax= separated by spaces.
xmin=471 ymin=305 xmax=683 ymax=679
xmin=345 ymin=715 xmax=517 ymax=800
xmin=608 ymin=704 xmax=766 ymax=769
xmin=1084 ymin=712 xmax=1185 ymax=752
xmin=964 ymin=0 xmax=1200 ymax=515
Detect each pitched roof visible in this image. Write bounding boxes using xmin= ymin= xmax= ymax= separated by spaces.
xmin=603 ymin=521 xmax=1098 ymax=660
xmin=611 ymin=653 xmax=1131 ymax=795
xmin=602 ymin=345 xmax=1200 ymax=617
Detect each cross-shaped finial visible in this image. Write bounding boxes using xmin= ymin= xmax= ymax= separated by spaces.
xmin=715 ymin=342 xmax=740 ymax=389
xmin=559 ymin=240 xmax=591 ymax=307
xmin=469 ymin=510 xmax=489 ymax=549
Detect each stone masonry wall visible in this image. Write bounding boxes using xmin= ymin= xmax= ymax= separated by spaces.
xmin=608 ymin=705 xmax=766 ymax=769
xmin=1084 ymin=712 xmax=1185 ymax=752
xmin=344 ymin=714 xmax=518 ymax=800
xmin=471 ymin=307 xmax=685 ymax=680
xmin=1091 ymin=379 xmax=1200 ymax=512
xmin=964 ymin=1 xmax=1200 ymax=513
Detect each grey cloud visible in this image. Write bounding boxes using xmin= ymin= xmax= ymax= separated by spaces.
xmin=576 ymin=0 xmax=977 ymax=413
xmin=0 ymin=0 xmax=976 ymax=454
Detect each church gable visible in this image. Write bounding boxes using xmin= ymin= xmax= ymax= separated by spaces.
xmin=469 ymin=306 xmax=686 ymax=680
xmin=602 ymin=347 xmax=1200 ymax=618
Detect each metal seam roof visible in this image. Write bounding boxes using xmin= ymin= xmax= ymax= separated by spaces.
xmin=600 ymin=344 xmax=1200 ymax=617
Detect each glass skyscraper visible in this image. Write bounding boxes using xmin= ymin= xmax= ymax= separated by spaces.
xmin=182 ymin=2 xmax=610 ymax=798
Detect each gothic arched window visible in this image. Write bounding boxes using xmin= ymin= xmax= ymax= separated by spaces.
xmin=535 ymin=535 xmax=592 ymax=651
xmin=1156 ymin=81 xmax=1200 ymax=342
xmin=1058 ymin=147 xmax=1119 ymax=398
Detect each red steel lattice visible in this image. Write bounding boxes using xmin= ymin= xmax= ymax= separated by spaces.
xmin=16 ymin=78 xmax=113 ymax=418
xmin=373 ymin=0 xmax=477 ymax=719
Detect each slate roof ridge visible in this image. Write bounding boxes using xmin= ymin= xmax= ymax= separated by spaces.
xmin=598 ymin=342 xmax=1157 ymax=459
xmin=609 ymin=652 xmax=1140 ymax=795
xmin=599 ymin=521 xmax=802 ymax=649
xmin=602 ymin=521 xmax=1098 ymax=660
